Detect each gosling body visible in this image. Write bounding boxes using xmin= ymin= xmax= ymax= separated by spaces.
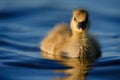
xmin=40 ymin=9 xmax=101 ymax=58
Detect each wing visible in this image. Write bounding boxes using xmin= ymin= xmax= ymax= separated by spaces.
xmin=40 ymin=23 xmax=71 ymax=54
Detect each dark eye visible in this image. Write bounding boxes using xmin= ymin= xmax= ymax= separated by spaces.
xmin=74 ymin=17 xmax=77 ymax=21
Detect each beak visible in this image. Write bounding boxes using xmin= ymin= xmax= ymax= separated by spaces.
xmin=77 ymin=20 xmax=87 ymax=30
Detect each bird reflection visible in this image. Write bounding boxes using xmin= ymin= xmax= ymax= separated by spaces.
xmin=42 ymin=52 xmax=100 ymax=80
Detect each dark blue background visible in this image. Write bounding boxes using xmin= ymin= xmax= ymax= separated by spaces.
xmin=0 ymin=0 xmax=120 ymax=80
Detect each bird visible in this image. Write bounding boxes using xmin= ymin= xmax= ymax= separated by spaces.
xmin=40 ymin=9 xmax=101 ymax=58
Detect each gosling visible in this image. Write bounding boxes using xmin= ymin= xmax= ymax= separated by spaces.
xmin=40 ymin=9 xmax=101 ymax=58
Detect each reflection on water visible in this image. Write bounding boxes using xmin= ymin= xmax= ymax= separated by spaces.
xmin=42 ymin=52 xmax=99 ymax=80
xmin=0 ymin=0 xmax=120 ymax=80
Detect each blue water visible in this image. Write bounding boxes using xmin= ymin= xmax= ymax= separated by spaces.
xmin=0 ymin=0 xmax=120 ymax=80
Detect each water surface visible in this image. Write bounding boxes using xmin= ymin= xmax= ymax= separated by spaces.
xmin=0 ymin=0 xmax=120 ymax=80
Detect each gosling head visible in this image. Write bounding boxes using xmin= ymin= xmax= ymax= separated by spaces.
xmin=70 ymin=9 xmax=89 ymax=33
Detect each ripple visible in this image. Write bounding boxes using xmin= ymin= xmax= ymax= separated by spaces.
xmin=0 ymin=0 xmax=120 ymax=80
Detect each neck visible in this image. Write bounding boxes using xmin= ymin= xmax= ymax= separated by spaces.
xmin=68 ymin=30 xmax=88 ymax=57
xmin=72 ymin=31 xmax=88 ymax=48
xmin=72 ymin=31 xmax=87 ymax=39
